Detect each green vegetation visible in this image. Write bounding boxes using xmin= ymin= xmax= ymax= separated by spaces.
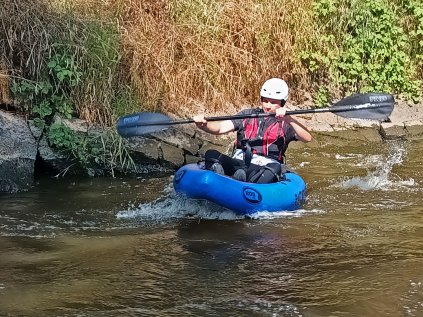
xmin=12 ymin=50 xmax=81 ymax=129
xmin=3 ymin=0 xmax=134 ymax=175
xmin=11 ymin=49 xmax=134 ymax=176
xmin=47 ymin=123 xmax=134 ymax=177
xmin=301 ymin=0 xmax=423 ymax=104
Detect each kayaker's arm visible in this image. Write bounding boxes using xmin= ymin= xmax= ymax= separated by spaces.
xmin=274 ymin=107 xmax=312 ymax=143
xmin=193 ymin=115 xmax=235 ymax=135
xmin=285 ymin=116 xmax=313 ymax=142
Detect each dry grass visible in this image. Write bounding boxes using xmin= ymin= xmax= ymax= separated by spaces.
xmin=0 ymin=0 xmax=71 ymax=79
xmin=0 ymin=0 xmax=55 ymax=105
xmin=123 ymin=0 xmax=315 ymax=116
xmin=0 ymin=0 xmax=317 ymax=119
xmin=1 ymin=0 xmax=128 ymax=123
xmin=0 ymin=61 xmax=11 ymax=105
xmin=0 ymin=0 xmax=81 ymax=110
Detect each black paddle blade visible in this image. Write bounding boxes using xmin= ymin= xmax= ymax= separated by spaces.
xmin=116 ymin=112 xmax=172 ymax=137
xmin=332 ymin=93 xmax=394 ymax=120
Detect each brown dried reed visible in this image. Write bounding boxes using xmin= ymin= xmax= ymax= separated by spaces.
xmin=0 ymin=0 xmax=56 ymax=105
xmin=123 ymin=0 xmax=314 ymax=116
xmin=0 ymin=0 xmax=69 ymax=79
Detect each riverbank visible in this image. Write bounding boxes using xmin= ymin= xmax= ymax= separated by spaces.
xmin=1 ymin=98 xmax=422 ymax=193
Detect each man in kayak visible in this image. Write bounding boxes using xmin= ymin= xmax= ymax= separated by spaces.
xmin=193 ymin=78 xmax=312 ymax=183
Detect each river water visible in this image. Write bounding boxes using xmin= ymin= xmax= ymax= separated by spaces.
xmin=0 ymin=139 xmax=422 ymax=316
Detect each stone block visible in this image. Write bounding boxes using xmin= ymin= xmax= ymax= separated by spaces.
xmin=405 ymin=121 xmax=423 ymax=138
xmin=380 ymin=122 xmax=407 ymax=139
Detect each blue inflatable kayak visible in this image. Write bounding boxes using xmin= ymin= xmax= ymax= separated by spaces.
xmin=173 ymin=163 xmax=306 ymax=215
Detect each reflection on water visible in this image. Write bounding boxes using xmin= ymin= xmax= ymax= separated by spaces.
xmin=0 ymin=139 xmax=422 ymax=316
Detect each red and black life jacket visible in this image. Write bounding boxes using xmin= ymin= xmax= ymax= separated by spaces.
xmin=232 ymin=108 xmax=296 ymax=164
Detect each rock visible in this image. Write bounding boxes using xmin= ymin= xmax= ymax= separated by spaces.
xmin=54 ymin=115 xmax=92 ymax=133
xmin=405 ymin=121 xmax=423 ymax=139
xmin=0 ymin=110 xmax=37 ymax=192
xmin=380 ymin=122 xmax=407 ymax=139
xmin=148 ymin=126 xmax=201 ymax=156
xmin=28 ymin=119 xmax=43 ymax=140
xmin=125 ymin=125 xmax=234 ymax=168
xmin=389 ymin=100 xmax=423 ymax=124
xmin=37 ymin=135 xmax=69 ymax=171
xmin=35 ymin=117 xmax=103 ymax=176
xmin=127 ymin=136 xmax=184 ymax=168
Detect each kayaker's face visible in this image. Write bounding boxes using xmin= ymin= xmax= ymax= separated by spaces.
xmin=261 ymin=97 xmax=283 ymax=113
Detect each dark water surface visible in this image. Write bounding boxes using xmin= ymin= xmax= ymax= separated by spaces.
xmin=1 ymin=140 xmax=422 ymax=316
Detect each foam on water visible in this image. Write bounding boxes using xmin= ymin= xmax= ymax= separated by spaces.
xmin=248 ymin=208 xmax=325 ymax=220
xmin=402 ymin=280 xmax=423 ymax=317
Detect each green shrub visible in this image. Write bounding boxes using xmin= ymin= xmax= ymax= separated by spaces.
xmin=12 ymin=48 xmax=133 ymax=175
xmin=302 ymin=0 xmax=422 ymax=103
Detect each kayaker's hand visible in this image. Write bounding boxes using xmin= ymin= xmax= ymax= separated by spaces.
xmin=275 ymin=107 xmax=287 ymax=120
xmin=193 ymin=114 xmax=207 ymax=127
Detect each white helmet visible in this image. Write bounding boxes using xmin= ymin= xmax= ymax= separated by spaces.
xmin=260 ymin=78 xmax=289 ymax=101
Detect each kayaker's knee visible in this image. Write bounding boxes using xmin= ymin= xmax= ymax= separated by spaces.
xmin=248 ymin=163 xmax=281 ymax=184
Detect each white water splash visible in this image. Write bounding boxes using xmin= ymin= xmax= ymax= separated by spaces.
xmin=116 ymin=196 xmax=243 ymax=221
xmin=116 ymin=183 xmax=321 ymax=221
xmin=116 ymin=183 xmax=243 ymax=221
xmin=337 ymin=142 xmax=415 ymax=191
xmin=335 ymin=153 xmax=362 ymax=160
xmin=248 ymin=208 xmax=325 ymax=220
xmin=116 ymin=194 xmax=318 ymax=221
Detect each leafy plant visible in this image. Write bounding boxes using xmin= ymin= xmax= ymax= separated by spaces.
xmin=48 ymin=122 xmax=79 ymax=150
xmin=11 ymin=80 xmax=52 ymax=107
xmin=302 ymin=0 xmax=422 ymax=102
xmin=48 ymin=53 xmax=82 ymax=87
xmin=47 ymin=122 xmax=134 ymax=175
xmin=313 ymin=86 xmax=331 ymax=107
xmin=50 ymin=95 xmax=74 ymax=119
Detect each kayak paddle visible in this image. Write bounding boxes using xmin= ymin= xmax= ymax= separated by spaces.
xmin=117 ymin=92 xmax=394 ymax=138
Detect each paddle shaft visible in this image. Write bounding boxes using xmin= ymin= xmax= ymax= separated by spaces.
xmin=126 ymin=102 xmax=391 ymax=127
xmin=116 ymin=93 xmax=394 ymax=137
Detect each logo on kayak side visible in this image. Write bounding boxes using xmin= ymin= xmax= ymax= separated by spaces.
xmin=243 ymin=187 xmax=262 ymax=204
xmin=174 ymin=170 xmax=185 ymax=183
